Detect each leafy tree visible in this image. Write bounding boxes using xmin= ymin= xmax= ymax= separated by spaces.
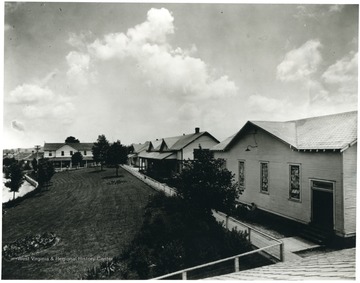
xmin=31 ymin=158 xmax=38 ymax=172
xmin=65 ymin=136 xmax=80 ymax=143
xmin=71 ymin=152 xmax=83 ymax=167
xmin=106 ymin=140 xmax=128 ymax=176
xmin=4 ymin=162 xmax=24 ymax=200
xmin=173 ymin=149 xmax=241 ymax=216
xmin=37 ymin=160 xmax=55 ymax=187
xmin=92 ymin=135 xmax=110 ymax=171
xmin=3 ymin=157 xmax=16 ymax=167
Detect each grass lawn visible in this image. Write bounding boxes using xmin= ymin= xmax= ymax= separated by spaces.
xmin=2 ymin=167 xmax=156 ymax=279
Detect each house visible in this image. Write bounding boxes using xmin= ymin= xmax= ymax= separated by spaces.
xmin=212 ymin=111 xmax=357 ymax=240
xmin=138 ymin=127 xmax=219 ymax=180
xmin=43 ymin=142 xmax=95 ymax=169
xmin=127 ymin=142 xmax=150 ymax=167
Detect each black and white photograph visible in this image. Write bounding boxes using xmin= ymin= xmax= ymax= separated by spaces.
xmin=2 ymin=1 xmax=358 ymax=280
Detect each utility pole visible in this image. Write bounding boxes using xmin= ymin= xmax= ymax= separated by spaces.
xmin=34 ymin=145 xmax=41 ymax=161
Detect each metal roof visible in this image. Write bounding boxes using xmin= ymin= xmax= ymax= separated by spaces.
xmin=43 ymin=143 xmax=94 ymax=151
xmin=212 ymin=111 xmax=357 ymax=151
xmin=138 ymin=151 xmax=177 ymax=160
xmin=206 ymin=248 xmax=355 ymax=280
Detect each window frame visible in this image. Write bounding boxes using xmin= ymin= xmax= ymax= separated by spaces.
xmin=238 ymin=160 xmax=245 ymax=191
xmin=260 ymin=161 xmax=269 ymax=194
xmin=289 ymin=164 xmax=301 ymax=202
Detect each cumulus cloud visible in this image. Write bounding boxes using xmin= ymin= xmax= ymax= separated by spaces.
xmin=66 ymin=51 xmax=96 ymax=88
xmin=277 ymin=39 xmax=322 ymax=82
xmin=9 ymin=84 xmax=55 ymax=104
xmin=83 ymin=7 xmax=238 ymax=99
xmin=322 ymin=52 xmax=358 ymax=84
xmin=11 ymin=120 xmax=25 ymax=132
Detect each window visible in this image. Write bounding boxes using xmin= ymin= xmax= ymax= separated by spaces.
xmin=260 ymin=162 xmax=269 ymax=193
xmin=48 ymin=151 xmax=52 ymax=157
xmin=238 ymin=161 xmax=245 ymax=190
xmin=84 ymin=150 xmax=87 ymax=156
xmin=289 ymin=165 xmax=301 ymax=200
xmin=70 ymin=151 xmax=73 ymax=156
xmin=61 ymin=151 xmax=64 ymax=156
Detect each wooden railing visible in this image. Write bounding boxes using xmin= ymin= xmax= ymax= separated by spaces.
xmin=152 ymin=243 xmax=283 ymax=280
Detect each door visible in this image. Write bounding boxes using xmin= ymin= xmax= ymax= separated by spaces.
xmin=311 ymin=180 xmax=334 ymax=230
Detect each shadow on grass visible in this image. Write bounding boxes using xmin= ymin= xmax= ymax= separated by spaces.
xmin=102 ymin=175 xmax=124 ymax=179
xmin=88 ymin=170 xmax=106 ymax=174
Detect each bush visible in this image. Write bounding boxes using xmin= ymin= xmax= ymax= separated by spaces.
xmin=84 ymin=193 xmax=252 ymax=280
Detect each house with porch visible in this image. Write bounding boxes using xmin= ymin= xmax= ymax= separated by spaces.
xmin=212 ymin=111 xmax=357 ymax=240
xmin=138 ymin=127 xmax=219 ymax=180
xmin=128 ymin=142 xmax=150 ymax=167
xmin=43 ymin=142 xmax=95 ymax=169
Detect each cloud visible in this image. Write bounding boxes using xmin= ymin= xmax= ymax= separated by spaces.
xmin=66 ymin=51 xmax=95 ymax=88
xmin=11 ymin=120 xmax=25 ymax=132
xmin=277 ymin=39 xmax=322 ymax=82
xmin=322 ymin=52 xmax=358 ymax=84
xmin=9 ymin=83 xmax=55 ymax=104
xmin=84 ymin=7 xmax=238 ymax=99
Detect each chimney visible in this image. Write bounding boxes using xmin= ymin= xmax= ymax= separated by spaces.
xmin=195 ymin=127 xmax=200 ymax=134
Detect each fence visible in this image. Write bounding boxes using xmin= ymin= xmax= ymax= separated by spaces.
xmin=153 ymin=243 xmax=282 ymax=280
xmin=214 ymin=211 xmax=283 ymax=262
xmin=24 ymin=174 xmax=39 ymax=188
xmin=121 ymin=165 xmax=176 ymax=196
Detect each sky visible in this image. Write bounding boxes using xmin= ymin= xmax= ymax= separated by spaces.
xmin=3 ymin=2 xmax=358 ymax=149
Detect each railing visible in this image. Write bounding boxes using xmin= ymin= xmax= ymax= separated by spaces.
xmin=121 ymin=165 xmax=176 ymax=196
xmin=215 ymin=211 xmax=284 ymax=262
xmin=152 ymin=243 xmax=282 ymax=280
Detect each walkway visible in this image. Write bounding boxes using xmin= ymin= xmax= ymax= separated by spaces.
xmin=207 ymin=247 xmax=356 ymax=280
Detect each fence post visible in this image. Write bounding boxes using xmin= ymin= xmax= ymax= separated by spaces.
xmin=234 ymin=257 xmax=239 ymax=272
xmin=280 ymin=242 xmax=284 ymax=262
xmin=182 ymin=271 xmax=187 ymax=280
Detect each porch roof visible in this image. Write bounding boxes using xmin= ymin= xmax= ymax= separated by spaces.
xmin=138 ymin=151 xmax=177 ymax=160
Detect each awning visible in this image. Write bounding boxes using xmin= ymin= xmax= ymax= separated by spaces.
xmin=138 ymin=151 xmax=177 ymax=160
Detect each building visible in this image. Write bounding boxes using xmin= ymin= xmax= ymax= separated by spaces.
xmin=43 ymin=142 xmax=95 ymax=169
xmin=137 ymin=127 xmax=219 ymax=180
xmin=128 ymin=142 xmax=150 ymax=167
xmin=212 ymin=111 xmax=357 ymax=239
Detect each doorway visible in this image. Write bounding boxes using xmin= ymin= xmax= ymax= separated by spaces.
xmin=311 ymin=180 xmax=334 ymax=230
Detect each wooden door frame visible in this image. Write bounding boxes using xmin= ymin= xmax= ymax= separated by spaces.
xmin=310 ymin=179 xmax=336 ymax=230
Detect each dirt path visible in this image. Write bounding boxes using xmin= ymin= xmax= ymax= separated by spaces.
xmin=2 ymin=167 xmax=156 ymax=279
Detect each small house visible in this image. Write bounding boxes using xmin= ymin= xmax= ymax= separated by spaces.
xmin=138 ymin=128 xmax=219 ymax=180
xmin=212 ymin=111 xmax=357 ymax=240
xmin=43 ymin=142 xmax=95 ymax=169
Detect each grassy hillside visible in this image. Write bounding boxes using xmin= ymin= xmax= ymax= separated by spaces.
xmin=2 ymin=167 xmax=155 ymax=279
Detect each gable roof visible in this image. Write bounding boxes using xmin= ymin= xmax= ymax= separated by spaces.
xmin=43 ymin=143 xmax=94 ymax=151
xmin=143 ymin=131 xmax=219 ymax=153
xmin=213 ymin=111 xmax=357 ymax=151
xmin=132 ymin=142 xmax=149 ymax=154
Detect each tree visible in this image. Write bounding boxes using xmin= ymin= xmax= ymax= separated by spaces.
xmin=31 ymin=158 xmax=38 ymax=172
xmin=37 ymin=160 xmax=55 ymax=187
xmin=106 ymin=140 xmax=128 ymax=176
xmin=3 ymin=157 xmax=16 ymax=167
xmin=92 ymin=135 xmax=110 ymax=171
xmin=4 ymin=162 xmax=24 ymax=200
xmin=173 ymin=149 xmax=241 ymax=216
xmin=71 ymin=152 xmax=83 ymax=168
xmin=65 ymin=136 xmax=80 ymax=143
